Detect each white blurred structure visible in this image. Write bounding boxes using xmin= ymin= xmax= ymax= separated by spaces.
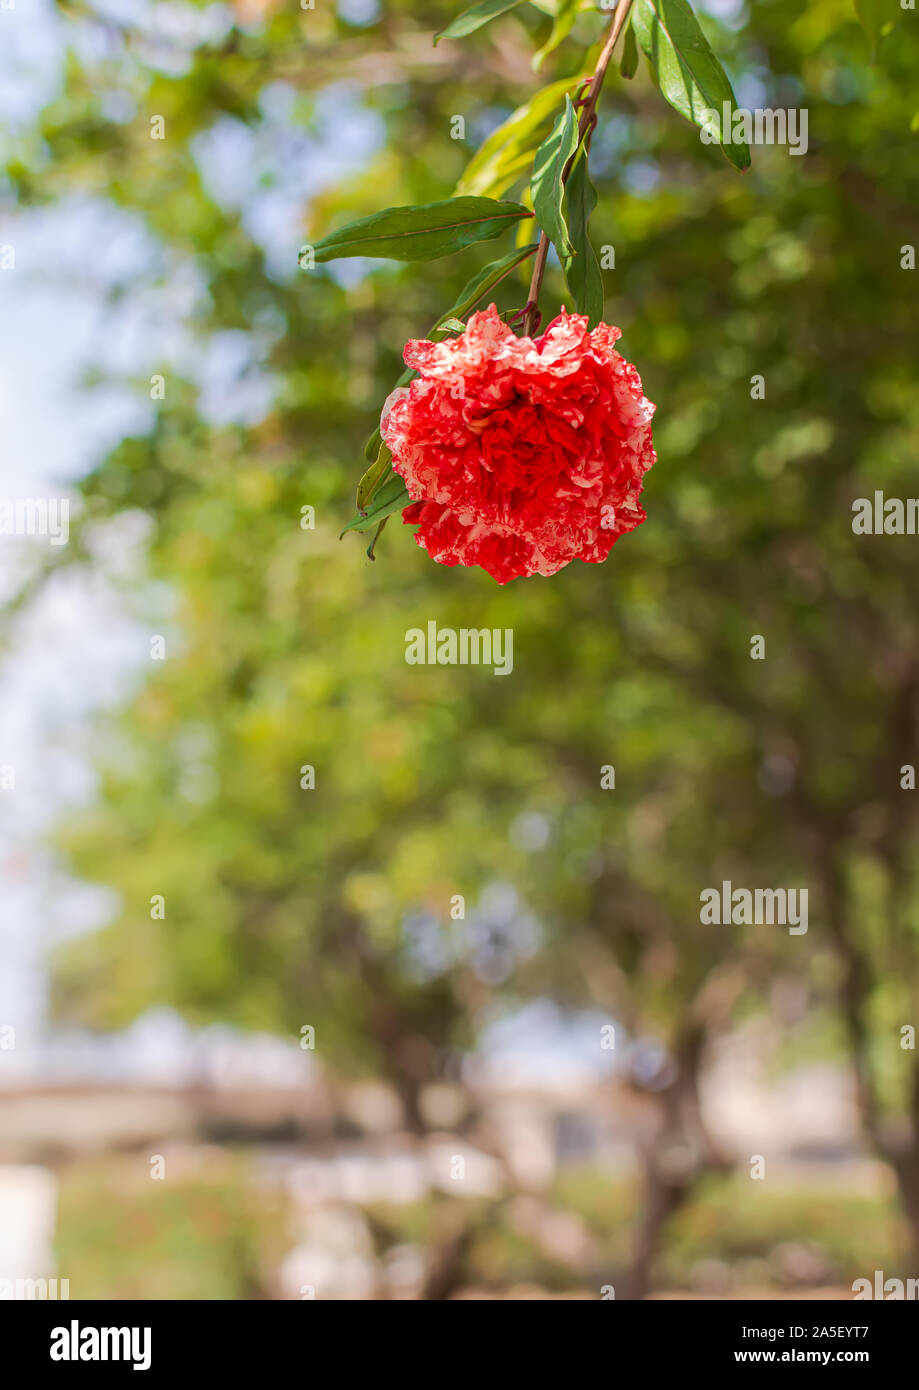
xmin=0 ymin=1165 xmax=63 ymax=1298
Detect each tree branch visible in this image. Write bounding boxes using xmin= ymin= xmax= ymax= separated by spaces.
xmin=524 ymin=0 xmax=634 ymax=335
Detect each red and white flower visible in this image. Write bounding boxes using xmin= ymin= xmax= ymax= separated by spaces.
xmin=381 ymin=303 xmax=656 ymax=585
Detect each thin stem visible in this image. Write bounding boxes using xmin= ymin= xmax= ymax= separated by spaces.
xmin=578 ymin=0 xmax=635 ymax=135
xmin=523 ymin=0 xmax=634 ymax=337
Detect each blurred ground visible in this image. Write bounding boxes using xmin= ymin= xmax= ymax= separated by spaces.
xmin=0 ymin=1069 xmax=907 ymax=1300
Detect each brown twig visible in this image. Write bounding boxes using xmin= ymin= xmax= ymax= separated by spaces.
xmin=523 ymin=0 xmax=634 ymax=336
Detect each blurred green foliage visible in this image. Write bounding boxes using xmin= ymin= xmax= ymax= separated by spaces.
xmin=54 ymin=1156 xmax=908 ymax=1299
xmin=55 ymin=1154 xmax=286 ymax=1299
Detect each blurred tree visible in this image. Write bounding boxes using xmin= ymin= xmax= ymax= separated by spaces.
xmin=5 ymin=0 xmax=919 ymax=1293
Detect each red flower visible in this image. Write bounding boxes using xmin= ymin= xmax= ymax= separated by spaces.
xmin=381 ymin=303 xmax=656 ymax=585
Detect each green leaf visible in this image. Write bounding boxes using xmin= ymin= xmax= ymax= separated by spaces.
xmin=562 ymin=153 xmax=603 ymax=328
xmin=365 ymin=517 xmax=388 ymax=560
xmin=364 ymin=410 xmax=403 ymax=465
xmin=854 ymin=0 xmax=898 ymax=55
xmin=362 ymin=242 xmax=539 ymax=460
xmin=632 ymin=0 xmax=750 ymax=172
xmin=306 ymin=197 xmax=533 ymax=264
xmin=620 ymin=18 xmax=639 ymax=79
xmin=434 ymin=318 xmax=469 ymax=336
xmin=434 ymin=0 xmax=530 ymax=45
xmin=532 ymin=94 xmax=580 ymax=260
xmin=456 ymin=76 xmax=582 ymax=198
xmin=356 ymin=441 xmax=393 ymax=511
xmin=533 ymin=0 xmax=580 ymax=71
xmin=340 ymin=472 xmax=410 ymax=537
